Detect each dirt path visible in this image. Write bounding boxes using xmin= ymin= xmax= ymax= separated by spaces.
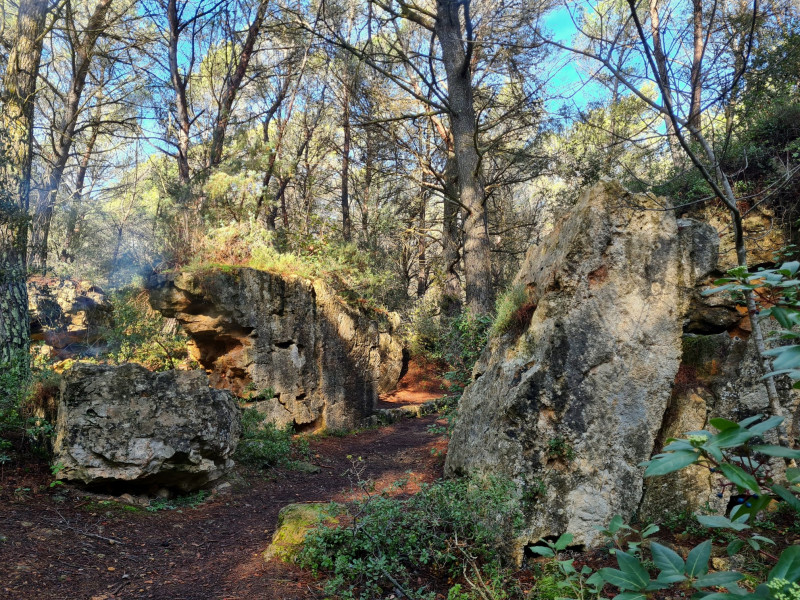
xmin=0 ymin=415 xmax=448 ymax=600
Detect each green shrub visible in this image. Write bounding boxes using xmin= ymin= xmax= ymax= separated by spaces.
xmin=490 ymin=284 xmax=535 ymax=337
xmin=298 ymin=476 xmax=523 ymax=599
xmin=0 ymin=349 xmax=58 ymax=461
xmin=439 ymin=310 xmax=493 ymax=396
xmin=234 ymin=407 xmax=308 ymax=468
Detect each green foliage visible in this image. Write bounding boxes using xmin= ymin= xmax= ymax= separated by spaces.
xmin=234 ymin=407 xmax=309 ymax=469
xmin=146 ymin=490 xmax=210 ymax=512
xmin=491 ymin=284 xmax=535 ymax=337
xmin=439 ymin=311 xmax=493 ymax=396
xmin=188 ymin=221 xmax=405 ymax=312
xmin=706 ymin=261 xmax=800 ymax=385
xmin=547 ymin=437 xmax=576 ymax=463
xmin=298 ymin=476 xmax=523 ymax=600
xmin=528 ymin=533 xmax=605 ymax=599
xmin=0 ymin=349 xmax=30 ymax=443
xmin=590 ymin=415 xmax=800 ymax=600
xmin=102 ymin=288 xmax=189 ymax=371
xmin=0 ymin=348 xmax=58 ymax=462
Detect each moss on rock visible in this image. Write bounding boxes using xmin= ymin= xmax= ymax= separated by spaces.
xmin=264 ymin=502 xmax=340 ymax=563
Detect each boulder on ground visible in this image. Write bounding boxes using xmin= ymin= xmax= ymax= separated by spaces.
xmin=53 ymin=363 xmax=240 ymax=492
xmin=444 ymin=181 xmax=722 ymax=549
xmin=147 ymin=268 xmax=405 ymax=431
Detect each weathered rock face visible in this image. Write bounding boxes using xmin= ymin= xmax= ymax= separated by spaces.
xmin=28 ymin=277 xmax=111 ymax=356
xmin=147 ymin=268 xmax=405 ymax=431
xmin=639 ymin=330 xmax=800 ymax=522
xmin=444 ymin=181 xmax=721 ymax=549
xmin=53 ymin=363 xmax=240 ymax=492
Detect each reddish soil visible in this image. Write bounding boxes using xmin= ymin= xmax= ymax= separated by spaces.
xmin=0 ymin=417 xmax=449 ymax=600
xmin=377 ymin=356 xmax=450 ymax=409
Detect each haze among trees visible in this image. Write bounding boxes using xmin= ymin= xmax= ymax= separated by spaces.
xmin=1 ymin=0 xmax=799 ymax=378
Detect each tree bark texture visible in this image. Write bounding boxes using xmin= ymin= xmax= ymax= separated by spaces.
xmin=0 ymin=0 xmax=50 ymax=364
xmin=435 ymin=0 xmax=492 ymax=315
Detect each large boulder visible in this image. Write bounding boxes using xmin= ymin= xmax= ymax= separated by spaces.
xmin=147 ymin=268 xmax=405 ymax=431
xmin=28 ymin=277 xmax=111 ymax=356
xmin=444 ymin=181 xmax=725 ymax=549
xmin=53 ymin=363 xmax=240 ymax=492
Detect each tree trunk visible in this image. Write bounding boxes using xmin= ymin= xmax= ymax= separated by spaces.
xmin=341 ymin=75 xmax=352 ymax=243
xmin=416 ymin=192 xmax=428 ymax=298
xmin=167 ymin=0 xmax=191 ymax=187
xmin=61 ymin=122 xmax=100 ymax=262
xmin=0 ymin=0 xmax=50 ymax=365
xmin=688 ymin=0 xmax=704 ymax=130
xmin=649 ymin=0 xmax=680 ymax=164
xmin=28 ymin=0 xmax=112 ymax=272
xmin=435 ymin=0 xmax=492 ymax=315
xmin=441 ymin=152 xmax=462 ymax=317
xmin=207 ymin=0 xmax=269 ymax=169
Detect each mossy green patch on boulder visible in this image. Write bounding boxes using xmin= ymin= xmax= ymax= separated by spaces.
xmin=264 ymin=502 xmax=340 ymax=563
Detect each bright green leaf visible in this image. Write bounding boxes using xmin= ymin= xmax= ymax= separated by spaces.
xmin=686 ymin=540 xmax=712 ymax=578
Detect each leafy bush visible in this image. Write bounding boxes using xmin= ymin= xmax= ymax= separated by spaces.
xmin=298 ymin=476 xmax=523 ymax=600
xmin=187 ymin=221 xmax=405 ymax=311
xmin=0 ymin=349 xmax=59 ymax=461
xmin=234 ymin=407 xmax=308 ymax=469
xmin=595 ymin=414 xmax=800 ymax=599
xmin=438 ymin=310 xmax=493 ymax=396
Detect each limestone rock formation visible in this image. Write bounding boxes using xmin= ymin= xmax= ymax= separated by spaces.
xmin=444 ymin=181 xmax=724 ymax=549
xmin=53 ymin=363 xmax=240 ymax=491
xmin=147 ymin=268 xmax=405 ymax=431
xmin=28 ymin=277 xmax=111 ymax=357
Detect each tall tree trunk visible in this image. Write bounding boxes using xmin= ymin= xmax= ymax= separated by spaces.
xmin=435 ymin=0 xmax=492 ymax=315
xmin=29 ymin=0 xmax=113 ymax=272
xmin=341 ymin=75 xmax=352 ymax=243
xmin=416 ymin=191 xmax=428 ymax=298
xmin=648 ymin=0 xmax=680 ymax=163
xmin=61 ymin=122 xmax=100 ymax=262
xmin=167 ymin=0 xmax=191 ymax=187
xmin=0 ymin=0 xmax=50 ymax=365
xmin=361 ymin=128 xmax=373 ymax=246
xmin=688 ymin=0 xmax=704 ymax=130
xmin=441 ymin=152 xmax=462 ymax=317
xmin=207 ymin=0 xmax=269 ymax=169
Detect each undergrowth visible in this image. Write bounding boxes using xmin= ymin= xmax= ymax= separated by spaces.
xmin=234 ymin=407 xmax=310 ymax=469
xmin=298 ymin=475 xmax=524 ymax=600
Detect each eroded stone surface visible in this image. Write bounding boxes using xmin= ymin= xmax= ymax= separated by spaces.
xmin=444 ymin=181 xmax=718 ymax=549
xmin=639 ymin=331 xmax=800 ymax=522
xmin=28 ymin=277 xmax=111 ymax=356
xmin=53 ymin=363 xmax=240 ymax=492
xmin=148 ymin=268 xmax=405 ymax=431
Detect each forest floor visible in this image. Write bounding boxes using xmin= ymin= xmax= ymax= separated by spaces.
xmin=0 ymin=359 xmax=451 ymax=600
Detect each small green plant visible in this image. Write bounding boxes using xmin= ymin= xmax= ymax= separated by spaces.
xmin=234 ymin=407 xmax=309 ymax=468
xmin=547 ymin=437 xmax=576 ymax=462
xmin=596 ymin=514 xmax=659 ymax=557
xmin=528 ymin=533 xmax=604 ymax=599
xmin=146 ymin=490 xmax=209 ymax=512
xmin=49 ymin=462 xmax=65 ymax=488
xmin=491 ymin=284 xmax=536 ymax=337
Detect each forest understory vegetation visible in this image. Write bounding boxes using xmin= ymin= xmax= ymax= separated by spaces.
xmin=1 ymin=0 xmax=800 ymax=597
